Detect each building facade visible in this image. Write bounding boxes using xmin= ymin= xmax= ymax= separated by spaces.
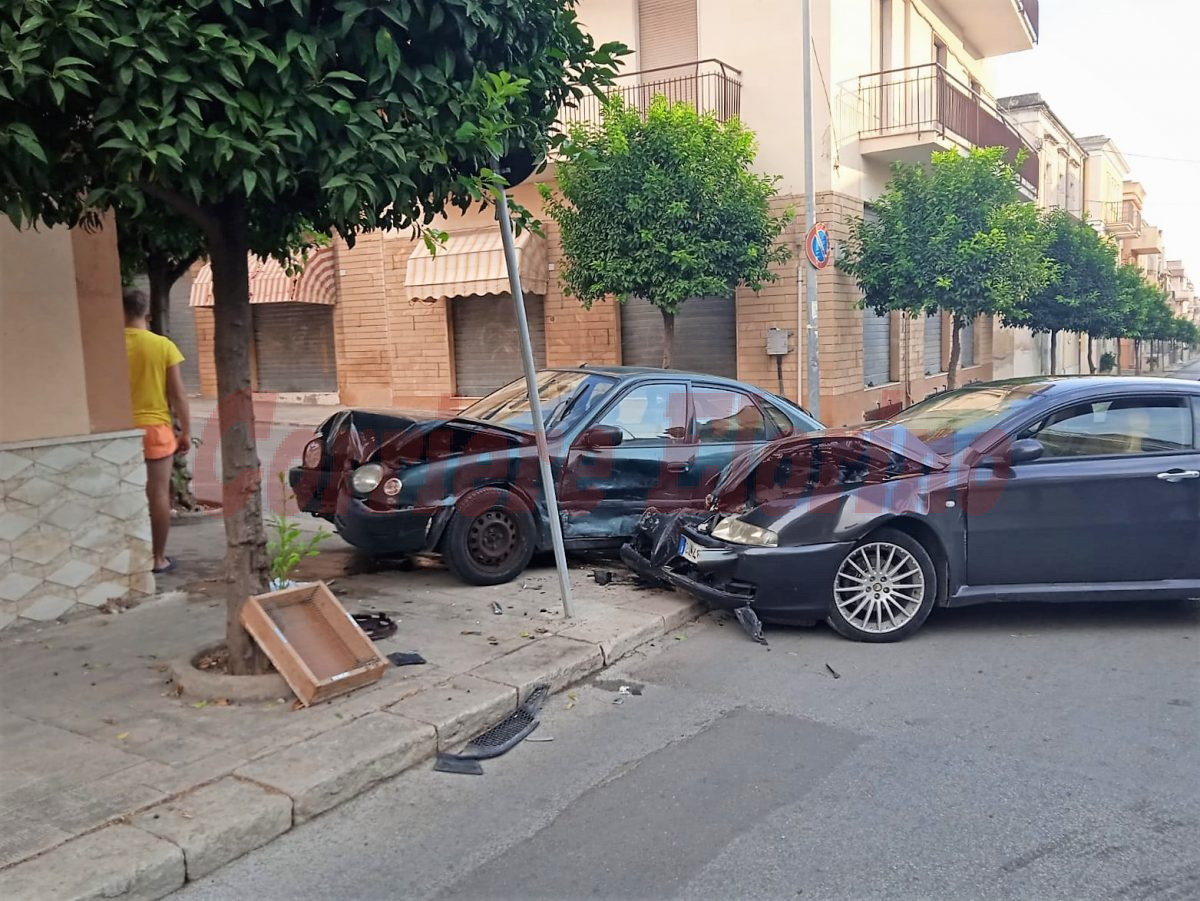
xmin=190 ymin=0 xmax=1041 ymax=427
xmin=1 ymin=219 xmax=155 ymax=632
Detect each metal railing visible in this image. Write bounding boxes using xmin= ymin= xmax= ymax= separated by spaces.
xmin=557 ymin=59 xmax=742 ymax=131
xmin=1101 ymin=200 xmax=1142 ymax=233
xmin=856 ymin=63 xmax=1039 ymax=192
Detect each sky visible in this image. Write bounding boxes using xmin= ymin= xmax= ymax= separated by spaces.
xmin=992 ymin=0 xmax=1200 ymax=272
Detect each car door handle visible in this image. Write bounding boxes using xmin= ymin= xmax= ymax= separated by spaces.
xmin=666 ymin=462 xmax=690 ymax=474
xmin=1156 ymin=469 xmax=1200 ymax=483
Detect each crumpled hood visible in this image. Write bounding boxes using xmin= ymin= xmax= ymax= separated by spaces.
xmin=321 ymin=410 xmax=531 ymax=465
xmin=710 ymin=425 xmax=948 ymax=510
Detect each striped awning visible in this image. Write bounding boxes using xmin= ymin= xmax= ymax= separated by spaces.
xmin=405 ymin=227 xmax=548 ymax=302
xmin=188 ymin=247 xmax=338 ymax=307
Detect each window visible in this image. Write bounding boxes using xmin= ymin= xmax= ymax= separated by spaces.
xmin=960 ymin=317 xmax=976 ymax=368
xmin=761 ymin=399 xmax=796 ymax=438
xmin=693 ymin=387 xmax=770 ymax=443
xmin=1021 ymin=397 xmax=1193 ymax=458
xmin=596 ymin=383 xmax=688 ymax=444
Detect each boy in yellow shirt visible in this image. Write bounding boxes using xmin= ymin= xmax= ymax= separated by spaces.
xmin=124 ymin=289 xmax=192 ymax=574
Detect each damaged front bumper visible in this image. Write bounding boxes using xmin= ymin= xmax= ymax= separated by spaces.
xmin=620 ymin=509 xmax=851 ymax=626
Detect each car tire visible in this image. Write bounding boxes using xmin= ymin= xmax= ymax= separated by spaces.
xmin=826 ymin=527 xmax=937 ymax=643
xmin=444 ymin=487 xmax=537 ymax=586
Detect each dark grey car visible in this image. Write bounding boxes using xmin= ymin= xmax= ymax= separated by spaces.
xmin=622 ymin=376 xmax=1200 ymax=642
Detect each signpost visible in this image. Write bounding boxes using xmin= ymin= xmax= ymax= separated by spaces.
xmin=801 ymin=0 xmax=822 ymax=420
xmin=805 ymin=222 xmax=831 ymax=270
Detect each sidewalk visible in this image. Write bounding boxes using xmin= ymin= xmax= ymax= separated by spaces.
xmin=0 ymin=516 xmax=702 ymax=899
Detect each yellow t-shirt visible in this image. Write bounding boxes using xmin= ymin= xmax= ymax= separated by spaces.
xmin=125 ymin=327 xmax=184 ymax=427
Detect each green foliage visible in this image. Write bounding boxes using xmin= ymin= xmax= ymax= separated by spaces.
xmin=267 ymin=472 xmax=330 ymax=588
xmin=541 ymin=95 xmax=791 ymax=326
xmin=117 ymin=201 xmax=204 ymax=288
xmin=1098 ymin=350 xmax=1117 ymax=373
xmin=841 ymin=147 xmax=1051 ymax=326
xmin=0 ymin=0 xmax=626 ymax=258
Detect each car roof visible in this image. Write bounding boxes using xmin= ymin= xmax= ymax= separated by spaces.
xmin=961 ymin=375 xmax=1200 ymax=398
xmin=559 ymin=364 xmax=774 ymax=392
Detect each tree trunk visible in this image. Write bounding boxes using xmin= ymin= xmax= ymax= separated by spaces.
xmin=660 ymin=307 xmax=675 ymax=369
xmin=208 ymin=198 xmax=270 ymax=676
xmin=1049 ymin=329 xmax=1058 ymax=375
xmin=147 ymin=259 xmax=172 ymax=338
xmin=946 ymin=314 xmax=962 ymax=390
xmin=1087 ymin=335 xmax=1095 ymax=374
xmin=1134 ymin=339 xmax=1142 ymax=374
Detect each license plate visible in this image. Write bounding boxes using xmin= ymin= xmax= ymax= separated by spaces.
xmin=679 ymin=537 xmax=703 ymax=564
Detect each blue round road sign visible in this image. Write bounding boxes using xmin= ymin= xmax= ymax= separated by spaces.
xmin=806 ymin=223 xmax=831 ymax=269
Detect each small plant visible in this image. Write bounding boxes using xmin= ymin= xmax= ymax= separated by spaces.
xmin=267 ymin=472 xmax=331 ymax=590
xmin=1099 ymin=351 xmax=1117 ymax=374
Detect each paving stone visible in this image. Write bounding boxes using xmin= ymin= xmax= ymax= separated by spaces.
xmin=96 ymin=438 xmax=144 ymax=466
xmin=34 ymin=444 xmax=91 ymax=473
xmin=19 ymin=593 xmax=77 ymax=623
xmin=67 ymin=466 xmax=121 ymax=499
xmin=77 ymin=581 xmax=130 ymax=608
xmin=560 ymin=605 xmax=667 ymax=665
xmin=236 ymin=711 xmax=436 ymax=822
xmin=0 ymin=511 xmax=35 ymax=541
xmin=0 ymin=824 xmax=184 ymax=901
xmin=10 ymin=477 xmax=61 ymax=508
xmin=10 ymin=528 xmax=71 ymax=566
xmin=0 ymin=572 xmax=40 ymax=602
xmin=103 ymin=491 xmax=149 ymax=522
xmin=133 ymin=777 xmax=292 ymax=881
xmin=73 ymin=517 xmax=126 ymax=552
xmin=0 ymin=450 xmax=34 ymax=481
xmin=388 ymin=674 xmax=518 ymax=750
xmin=470 ymin=636 xmax=604 ymax=701
xmin=47 ymin=560 xmax=99 ymax=589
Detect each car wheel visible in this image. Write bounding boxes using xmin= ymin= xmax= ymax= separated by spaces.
xmin=444 ymin=487 xmax=536 ymax=586
xmin=826 ymin=527 xmax=937 ymax=643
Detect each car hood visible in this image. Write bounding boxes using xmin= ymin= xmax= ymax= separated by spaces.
xmin=709 ymin=426 xmax=948 ymax=511
xmin=321 ymin=410 xmax=532 ymax=465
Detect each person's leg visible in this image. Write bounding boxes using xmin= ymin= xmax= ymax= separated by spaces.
xmin=145 ymin=455 xmax=174 ymax=569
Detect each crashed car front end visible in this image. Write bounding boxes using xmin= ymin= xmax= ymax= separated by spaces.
xmin=621 ymin=428 xmax=948 ymax=625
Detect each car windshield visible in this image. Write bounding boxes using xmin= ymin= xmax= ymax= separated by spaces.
xmin=873 ymin=381 xmax=1054 ymax=454
xmin=459 ymin=371 xmax=618 ymax=432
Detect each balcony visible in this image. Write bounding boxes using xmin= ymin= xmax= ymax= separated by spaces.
xmin=856 ymin=64 xmax=1039 ymax=195
xmin=1101 ymin=200 xmax=1142 ymax=238
xmin=927 ymin=0 xmax=1038 ymax=57
xmin=556 ymin=59 xmax=742 ymax=131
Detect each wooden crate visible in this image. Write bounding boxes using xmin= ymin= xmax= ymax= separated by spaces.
xmin=240 ymin=581 xmax=388 ymax=706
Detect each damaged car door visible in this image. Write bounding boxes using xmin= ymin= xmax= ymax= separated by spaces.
xmin=558 ymin=381 xmax=695 ymax=542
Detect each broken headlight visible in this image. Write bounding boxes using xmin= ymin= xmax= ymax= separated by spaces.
xmin=710 ymin=515 xmax=778 ymax=547
xmin=350 ymin=463 xmax=383 ymax=495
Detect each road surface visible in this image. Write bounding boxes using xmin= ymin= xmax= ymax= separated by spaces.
xmin=180 ymin=598 xmax=1200 ymax=900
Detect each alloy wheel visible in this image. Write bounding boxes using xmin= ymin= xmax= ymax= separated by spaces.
xmin=834 ymin=541 xmax=926 ymax=635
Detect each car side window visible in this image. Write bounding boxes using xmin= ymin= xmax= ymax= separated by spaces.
xmin=693 ymin=387 xmax=770 ymax=443
xmin=595 ymin=383 xmax=689 ymax=444
xmin=1021 ymin=396 xmax=1193 ymax=457
xmin=761 ymin=399 xmax=796 ymax=437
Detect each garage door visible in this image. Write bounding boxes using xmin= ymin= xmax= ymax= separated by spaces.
xmin=252 ymin=303 xmax=337 ymax=393
xmin=960 ymin=317 xmax=976 ymax=368
xmin=923 ymin=311 xmax=943 ymax=375
xmin=620 ymin=295 xmax=736 ymax=378
xmin=451 ymin=293 xmax=546 ymax=397
xmin=862 ymin=308 xmax=891 ymax=387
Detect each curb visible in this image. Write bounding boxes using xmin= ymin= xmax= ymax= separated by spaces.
xmin=0 ymin=596 xmax=705 ymax=900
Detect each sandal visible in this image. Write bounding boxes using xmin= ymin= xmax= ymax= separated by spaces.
xmin=152 ymin=556 xmax=178 ymax=574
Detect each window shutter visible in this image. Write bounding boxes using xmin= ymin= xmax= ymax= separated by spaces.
xmin=863 ymin=308 xmax=892 ymax=387
xmin=638 ymin=0 xmax=698 ymax=71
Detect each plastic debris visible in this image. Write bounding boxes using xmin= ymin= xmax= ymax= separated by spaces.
xmin=734 ymin=606 xmax=768 ymax=646
xmin=387 ymin=652 xmax=427 ymax=666
xmin=492 ymin=601 xmax=503 ymax=615
xmin=825 ymin=663 xmax=841 ymax=680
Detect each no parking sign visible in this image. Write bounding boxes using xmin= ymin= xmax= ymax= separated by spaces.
xmin=805 ymin=222 xmax=831 ymax=269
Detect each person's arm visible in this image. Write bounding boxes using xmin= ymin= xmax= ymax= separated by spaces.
xmin=166 ymin=364 xmax=192 ymax=455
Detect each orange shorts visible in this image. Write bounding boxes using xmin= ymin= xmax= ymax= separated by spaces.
xmin=141 ymin=424 xmax=177 ymax=461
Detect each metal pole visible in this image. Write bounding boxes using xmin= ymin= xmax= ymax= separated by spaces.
xmin=493 ymin=190 xmax=575 ymax=618
xmin=801 ymin=0 xmax=821 ymax=420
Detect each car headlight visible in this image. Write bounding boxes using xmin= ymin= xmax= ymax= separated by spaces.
xmin=350 ymin=463 xmax=383 ymax=495
xmin=710 ymin=515 xmax=778 ymax=547
xmin=302 ymin=438 xmax=323 ymax=469
xmin=382 ymin=477 xmax=403 ymax=497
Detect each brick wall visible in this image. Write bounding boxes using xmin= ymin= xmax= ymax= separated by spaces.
xmin=543 ymin=214 xmax=621 ymax=369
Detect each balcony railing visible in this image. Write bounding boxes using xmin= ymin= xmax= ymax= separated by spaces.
xmin=1101 ymin=200 xmax=1142 ymax=234
xmin=857 ymin=63 xmax=1039 ymax=193
xmin=557 ymin=59 xmax=742 ymax=131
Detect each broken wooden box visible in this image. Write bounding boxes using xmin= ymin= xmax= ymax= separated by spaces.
xmin=240 ymin=581 xmax=388 ymax=706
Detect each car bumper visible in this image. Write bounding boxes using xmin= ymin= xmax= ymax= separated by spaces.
xmin=288 ymin=466 xmax=339 ymax=519
xmin=333 ymin=496 xmax=442 ymax=556
xmin=623 ymin=526 xmax=852 ymax=625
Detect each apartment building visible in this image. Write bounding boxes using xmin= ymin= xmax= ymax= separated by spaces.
xmin=187 ymin=0 xmax=1041 ymax=426
xmin=1166 ymin=260 xmax=1197 ymax=327
xmin=996 ymin=92 xmax=1086 ymax=376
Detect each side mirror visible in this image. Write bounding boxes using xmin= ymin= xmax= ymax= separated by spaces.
xmin=582 ymin=425 xmax=623 ymax=450
xmin=1008 ymin=438 xmax=1045 ymax=464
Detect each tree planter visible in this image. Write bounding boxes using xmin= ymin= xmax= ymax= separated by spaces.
xmin=171 ymin=499 xmax=222 ymax=525
xmin=170 ymin=642 xmax=290 ymax=702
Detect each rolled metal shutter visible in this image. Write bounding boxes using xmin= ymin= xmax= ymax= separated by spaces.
xmin=923 ymin=312 xmax=943 ymax=375
xmin=620 ymin=295 xmax=736 ymax=378
xmin=862 ymin=308 xmax=891 ymax=387
xmin=251 ymin=303 xmax=337 ymax=393
xmin=638 ymin=0 xmax=698 ymax=71
xmin=451 ymin=293 xmax=546 ymax=397
xmin=168 ymin=273 xmax=201 ymax=394
xmin=960 ymin=317 xmax=976 ymax=368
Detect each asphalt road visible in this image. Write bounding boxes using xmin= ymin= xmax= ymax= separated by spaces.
xmin=180 ymin=596 xmax=1200 ymax=901
xmin=1168 ymin=357 xmax=1200 ymax=380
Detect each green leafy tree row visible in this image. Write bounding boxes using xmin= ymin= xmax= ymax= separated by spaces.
xmin=1 ymin=0 xmax=622 ymax=674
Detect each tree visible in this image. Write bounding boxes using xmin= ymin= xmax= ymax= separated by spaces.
xmin=2 ymin=0 xmax=621 ymax=674
xmin=541 ymin=95 xmax=791 ymax=367
xmin=1014 ymin=209 xmax=1119 ymax=374
xmin=117 ymin=202 xmax=203 ymax=340
xmin=841 ymin=147 xmax=1051 ymax=389
xmin=1115 ymin=266 xmax=1173 ymax=373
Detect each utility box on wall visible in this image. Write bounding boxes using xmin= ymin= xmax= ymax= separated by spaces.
xmin=766 ymin=327 xmax=791 ymax=356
